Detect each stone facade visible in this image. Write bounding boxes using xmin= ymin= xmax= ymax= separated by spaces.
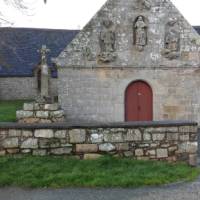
xmin=0 ymin=121 xmax=198 ymax=166
xmin=0 ymin=77 xmax=57 ymax=100
xmin=55 ymin=0 xmax=200 ymax=123
xmin=58 ymin=68 xmax=200 ymax=123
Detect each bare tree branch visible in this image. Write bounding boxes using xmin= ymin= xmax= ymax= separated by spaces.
xmin=0 ymin=0 xmax=47 ymax=26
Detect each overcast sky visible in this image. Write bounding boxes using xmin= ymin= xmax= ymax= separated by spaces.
xmin=2 ymin=0 xmax=200 ymax=29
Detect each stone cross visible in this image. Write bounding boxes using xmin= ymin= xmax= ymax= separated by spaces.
xmin=37 ymin=45 xmax=51 ymax=103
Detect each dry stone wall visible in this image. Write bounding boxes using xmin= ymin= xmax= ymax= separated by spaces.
xmin=0 ymin=121 xmax=198 ymax=166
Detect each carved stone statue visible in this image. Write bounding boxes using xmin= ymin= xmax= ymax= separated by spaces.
xmin=99 ymin=20 xmax=116 ymax=62
xmin=36 ymin=45 xmax=51 ymax=103
xmin=134 ymin=16 xmax=147 ymax=51
xmin=162 ymin=18 xmax=180 ymax=60
xmin=138 ymin=0 xmax=151 ymax=10
xmin=82 ymin=47 xmax=94 ymax=61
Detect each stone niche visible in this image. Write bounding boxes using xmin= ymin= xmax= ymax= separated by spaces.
xmin=16 ymin=102 xmax=65 ymax=123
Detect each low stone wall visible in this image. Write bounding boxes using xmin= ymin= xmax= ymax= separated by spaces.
xmin=0 ymin=121 xmax=198 ymax=166
xmin=16 ymin=102 xmax=65 ymax=123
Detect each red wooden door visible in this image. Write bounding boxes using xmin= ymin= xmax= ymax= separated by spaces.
xmin=125 ymin=81 xmax=153 ymax=121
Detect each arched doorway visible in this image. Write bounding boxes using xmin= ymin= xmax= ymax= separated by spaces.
xmin=125 ymin=81 xmax=153 ymax=121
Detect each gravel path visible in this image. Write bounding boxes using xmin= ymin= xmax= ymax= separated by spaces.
xmin=1 ymin=177 xmax=200 ymax=200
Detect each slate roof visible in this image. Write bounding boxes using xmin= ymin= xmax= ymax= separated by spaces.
xmin=0 ymin=26 xmax=199 ymax=77
xmin=193 ymin=26 xmax=200 ymax=35
xmin=0 ymin=28 xmax=79 ymax=77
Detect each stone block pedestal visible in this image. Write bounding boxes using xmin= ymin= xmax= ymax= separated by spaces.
xmin=16 ymin=102 xmax=65 ymax=123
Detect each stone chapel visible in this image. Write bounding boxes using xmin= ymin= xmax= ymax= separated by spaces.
xmin=54 ymin=0 xmax=200 ymax=123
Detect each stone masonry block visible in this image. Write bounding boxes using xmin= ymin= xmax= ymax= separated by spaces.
xmin=165 ymin=127 xmax=178 ymax=132
xmin=33 ymin=103 xmax=40 ymax=110
xmin=115 ymin=143 xmax=129 ymax=151
xmin=8 ymin=129 xmax=21 ymax=137
xmin=168 ymin=146 xmax=178 ymax=152
xmin=190 ymin=133 xmax=198 ymax=141
xmin=54 ymin=130 xmax=67 ymax=139
xmin=143 ymin=133 xmax=151 ymax=141
xmin=39 ymin=139 xmax=50 ymax=148
xmin=21 ymin=149 xmax=31 ymax=154
xmin=76 ymin=144 xmax=98 ymax=153
xmin=21 ymin=138 xmax=38 ymax=149
xmin=2 ymin=138 xmax=19 ymax=148
xmin=7 ymin=149 xmax=19 ymax=154
xmin=156 ymin=149 xmax=168 ymax=158
xmin=166 ymin=133 xmax=179 ymax=141
xmin=22 ymin=130 xmax=33 ymax=137
xmin=189 ymin=126 xmax=198 ymax=133
xmin=23 ymin=103 xmax=34 ymax=111
xmin=124 ymin=151 xmax=134 ymax=157
xmin=125 ymin=129 xmax=142 ymax=141
xmin=147 ymin=150 xmax=156 ymax=156
xmin=178 ymin=142 xmax=198 ymax=154
xmin=153 ymin=127 xmax=167 ymax=132
xmin=44 ymin=103 xmax=59 ymax=111
xmin=179 ymin=126 xmax=197 ymax=133
xmin=50 ymin=110 xmax=65 ymax=118
xmin=36 ymin=111 xmax=49 ymax=118
xmin=34 ymin=129 xmax=54 ymax=138
xmin=152 ymin=133 xmax=165 ymax=141
xmin=0 ymin=150 xmax=6 ymax=156
xmin=0 ymin=130 xmax=8 ymax=135
xmin=179 ymin=133 xmax=190 ymax=141
xmin=189 ymin=154 xmax=197 ymax=166
xmin=135 ymin=149 xmax=144 ymax=156
xmin=16 ymin=110 xmax=34 ymax=119
xmin=90 ymin=133 xmax=103 ymax=143
xmin=99 ymin=143 xmax=115 ymax=152
xmin=69 ymin=129 xmax=86 ymax=143
xmin=104 ymin=133 xmax=123 ymax=143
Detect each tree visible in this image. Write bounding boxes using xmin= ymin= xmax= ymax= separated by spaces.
xmin=0 ymin=0 xmax=47 ymax=26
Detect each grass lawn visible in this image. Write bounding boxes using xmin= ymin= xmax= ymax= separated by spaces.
xmin=0 ymin=156 xmax=199 ymax=188
xmin=0 ymin=100 xmax=27 ymax=122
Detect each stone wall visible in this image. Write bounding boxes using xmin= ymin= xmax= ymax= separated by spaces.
xmin=0 ymin=121 xmax=198 ymax=166
xmin=56 ymin=0 xmax=200 ymax=124
xmin=0 ymin=77 xmax=57 ymax=100
xmin=58 ymin=67 xmax=200 ymax=123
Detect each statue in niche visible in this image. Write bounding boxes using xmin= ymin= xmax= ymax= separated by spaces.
xmin=36 ymin=45 xmax=51 ymax=103
xmin=82 ymin=47 xmax=94 ymax=61
xmin=162 ymin=18 xmax=180 ymax=60
xmin=134 ymin=16 xmax=148 ymax=51
xmin=138 ymin=0 xmax=151 ymax=10
xmin=98 ymin=20 xmax=116 ymax=63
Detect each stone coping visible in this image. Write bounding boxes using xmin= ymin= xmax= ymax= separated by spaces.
xmin=0 ymin=121 xmax=197 ymax=129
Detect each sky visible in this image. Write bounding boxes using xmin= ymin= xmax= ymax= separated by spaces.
xmin=1 ymin=0 xmax=200 ymax=29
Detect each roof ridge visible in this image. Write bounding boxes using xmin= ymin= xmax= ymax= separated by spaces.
xmin=0 ymin=27 xmax=80 ymax=32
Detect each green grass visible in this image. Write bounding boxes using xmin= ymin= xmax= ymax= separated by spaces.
xmin=0 ymin=156 xmax=199 ymax=188
xmin=0 ymin=100 xmax=27 ymax=122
